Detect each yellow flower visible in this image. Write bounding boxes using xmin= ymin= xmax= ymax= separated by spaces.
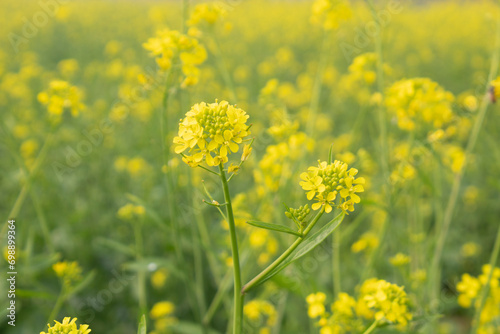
xmin=150 ymin=301 xmax=175 ymax=319
xmin=37 ymin=80 xmax=85 ymax=123
xmin=188 ymin=3 xmax=226 ymax=27
xmin=151 ymin=269 xmax=169 ymax=289
xmin=390 ymin=253 xmax=411 ymax=267
xmin=52 ymin=261 xmax=83 ymax=287
xmin=359 ymin=279 xmax=412 ymax=326
xmin=385 ymin=78 xmax=455 ymax=135
xmin=40 ymin=317 xmax=91 ymax=334
xmin=310 ymin=0 xmax=351 ymax=31
xmin=117 ymin=203 xmax=145 ymax=221
xmin=244 ymin=300 xmax=277 ymax=327
xmin=306 ymin=292 xmax=327 ymax=318
xmin=143 ymin=29 xmax=206 ymax=87
xmin=173 ymin=100 xmax=250 ymax=167
xmin=300 ymin=160 xmax=365 ymax=213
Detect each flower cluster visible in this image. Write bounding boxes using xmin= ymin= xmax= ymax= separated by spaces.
xmin=117 ymin=203 xmax=146 ymax=221
xmin=300 ymin=160 xmax=365 ymax=213
xmin=358 ymin=278 xmax=412 ymax=326
xmin=52 ymin=261 xmax=82 ymax=288
xmin=149 ymin=301 xmax=178 ymax=334
xmin=385 ymin=78 xmax=455 ymax=134
xmin=143 ymin=28 xmax=207 ymax=87
xmin=244 ymin=299 xmax=277 ymax=334
xmin=285 ymin=204 xmax=311 ymax=227
xmin=339 ymin=53 xmax=392 ymax=104
xmin=174 ymin=100 xmax=250 ymax=167
xmin=307 ymin=279 xmax=412 ymax=333
xmin=37 ymin=80 xmax=84 ymax=123
xmin=188 ymin=3 xmax=226 ymax=27
xmin=40 ymin=317 xmax=91 ymax=334
xmin=310 ymin=0 xmax=351 ymax=31
xmin=457 ymin=265 xmax=500 ymax=333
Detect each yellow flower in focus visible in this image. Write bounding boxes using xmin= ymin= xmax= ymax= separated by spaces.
xmin=173 ymin=100 xmax=250 ymax=167
xmin=306 ymin=292 xmax=327 ymax=318
xmin=40 ymin=317 xmax=91 ymax=334
xmin=300 ymin=160 xmax=365 ymax=213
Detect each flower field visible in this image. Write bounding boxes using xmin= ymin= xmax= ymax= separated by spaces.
xmin=1 ymin=0 xmax=500 ymax=333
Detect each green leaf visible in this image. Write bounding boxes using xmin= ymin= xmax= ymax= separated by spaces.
xmin=253 ymin=212 xmax=344 ymax=287
xmin=138 ymin=314 xmax=146 ymax=334
xmin=94 ymin=237 xmax=136 ymax=256
xmin=246 ymin=221 xmax=302 ymax=237
xmin=328 ymin=144 xmax=334 ymax=164
xmin=170 ymin=321 xmax=221 ymax=334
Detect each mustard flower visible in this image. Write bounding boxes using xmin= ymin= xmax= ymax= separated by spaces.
xmin=244 ymin=300 xmax=277 ymax=329
xmin=52 ymin=261 xmax=82 ymax=288
xmin=143 ymin=29 xmax=207 ymax=87
xmin=150 ymin=301 xmax=178 ymax=334
xmin=306 ymin=292 xmax=327 ymax=318
xmin=300 ymin=160 xmax=365 ymax=213
xmin=41 ymin=317 xmax=91 ymax=334
xmin=173 ymin=100 xmax=250 ymax=167
xmin=37 ymin=80 xmax=85 ymax=122
xmin=310 ymin=0 xmax=351 ymax=31
xmin=359 ymin=278 xmax=412 ymax=326
xmin=385 ymin=78 xmax=455 ymax=134
xmin=457 ymin=265 xmax=500 ymax=330
xmin=188 ymin=3 xmax=226 ymax=27
xmin=117 ymin=203 xmax=146 ymax=221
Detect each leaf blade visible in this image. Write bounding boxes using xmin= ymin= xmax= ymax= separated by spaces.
xmin=246 ymin=221 xmax=302 ymax=237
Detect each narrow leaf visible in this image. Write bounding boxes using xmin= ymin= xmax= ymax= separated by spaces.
xmin=254 ymin=212 xmax=344 ymax=287
xmin=138 ymin=314 xmax=147 ymax=334
xmin=246 ymin=221 xmax=302 ymax=237
xmin=328 ymin=144 xmax=334 ymax=164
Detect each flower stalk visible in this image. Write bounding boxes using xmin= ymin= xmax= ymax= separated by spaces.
xmin=218 ymin=163 xmax=244 ymax=334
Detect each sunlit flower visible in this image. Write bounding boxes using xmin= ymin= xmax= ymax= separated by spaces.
xmin=40 ymin=317 xmax=91 ymax=334
xmin=173 ymin=100 xmax=250 ymax=167
xmin=300 ymin=160 xmax=365 ymax=213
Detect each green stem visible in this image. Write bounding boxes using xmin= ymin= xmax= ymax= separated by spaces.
xmin=134 ymin=222 xmax=147 ymax=316
xmin=209 ymin=31 xmax=237 ymax=102
xmin=47 ymin=287 xmax=65 ymax=324
xmin=242 ymin=207 xmax=326 ymax=294
xmin=470 ymin=224 xmax=500 ymax=333
xmin=362 ymin=319 xmax=380 ymax=334
xmin=429 ymin=17 xmax=500 ymax=313
xmin=333 ymin=230 xmax=341 ymax=296
xmin=364 ymin=0 xmax=389 ymax=183
xmin=306 ymin=31 xmax=330 ymax=135
xmin=218 ymin=163 xmax=243 ymax=334
xmin=2 ymin=132 xmax=53 ymax=236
